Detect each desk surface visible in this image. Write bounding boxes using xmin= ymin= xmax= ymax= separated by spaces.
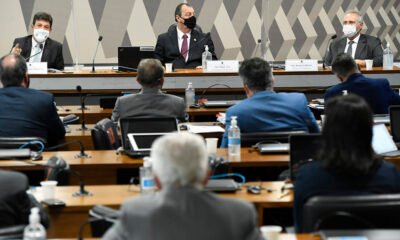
xmin=32 ymin=181 xmax=292 ymax=238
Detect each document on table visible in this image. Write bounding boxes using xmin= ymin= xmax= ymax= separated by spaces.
xmin=187 ymin=125 xmax=225 ymax=133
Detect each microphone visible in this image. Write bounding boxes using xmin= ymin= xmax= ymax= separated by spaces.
xmin=25 ymin=43 xmax=43 ymax=62
xmin=322 ymin=34 xmax=337 ymax=69
xmin=45 ymin=140 xmax=90 ymax=159
xmin=76 ymin=85 xmax=89 ymax=131
xmin=91 ymin=36 xmax=103 ymax=73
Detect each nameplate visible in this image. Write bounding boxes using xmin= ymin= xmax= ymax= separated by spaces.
xmin=285 ymin=59 xmax=318 ymax=71
xmin=27 ymin=62 xmax=48 ymax=74
xmin=206 ymin=60 xmax=239 ymax=72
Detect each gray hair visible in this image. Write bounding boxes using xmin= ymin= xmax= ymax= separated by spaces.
xmin=151 ymin=132 xmax=208 ymax=188
xmin=136 ymin=58 xmax=164 ymax=88
xmin=344 ymin=9 xmax=363 ymax=24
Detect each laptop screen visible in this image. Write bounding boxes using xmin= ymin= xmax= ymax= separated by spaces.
xmin=128 ymin=133 xmax=166 ymax=151
xmin=118 ymin=46 xmax=155 ymax=72
xmin=372 ymin=124 xmax=397 ymax=154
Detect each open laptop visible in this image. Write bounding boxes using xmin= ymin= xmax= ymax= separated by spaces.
xmin=372 ymin=124 xmax=400 ymax=157
xmin=389 ymin=105 xmax=400 ymax=143
xmin=203 ymin=100 xmax=241 ymax=108
xmin=119 ymin=118 xmax=178 ymax=158
xmin=118 ymin=46 xmax=155 ymax=72
xmin=289 ymin=134 xmax=321 ymax=181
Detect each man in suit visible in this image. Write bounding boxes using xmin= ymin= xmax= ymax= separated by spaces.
xmin=325 ymin=9 xmax=383 ymax=67
xmin=0 ymin=170 xmax=48 ymax=227
xmin=0 ymin=54 xmax=65 ymax=146
xmin=154 ymin=3 xmax=217 ymax=68
xmin=112 ymin=58 xmax=186 ymax=122
xmin=11 ymin=12 xmax=64 ymax=70
xmin=103 ymin=132 xmax=263 ymax=240
xmin=325 ymin=53 xmax=400 ymax=114
xmin=221 ymin=58 xmax=319 ymax=147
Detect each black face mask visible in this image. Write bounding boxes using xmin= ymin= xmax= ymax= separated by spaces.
xmin=182 ymin=16 xmax=196 ymax=29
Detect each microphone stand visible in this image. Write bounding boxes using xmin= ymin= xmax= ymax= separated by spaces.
xmin=92 ymin=36 xmax=103 ymax=73
xmin=45 ymin=140 xmax=90 ymax=159
xmin=71 ymin=169 xmax=92 ymax=197
xmin=76 ymin=86 xmax=89 ymax=131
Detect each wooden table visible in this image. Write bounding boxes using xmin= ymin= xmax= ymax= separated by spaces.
xmin=32 ymin=181 xmax=293 ymax=238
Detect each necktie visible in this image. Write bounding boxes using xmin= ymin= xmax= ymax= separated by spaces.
xmin=30 ymin=44 xmax=42 ymax=63
xmin=346 ymin=41 xmax=354 ymax=57
xmin=181 ymin=34 xmax=188 ymax=61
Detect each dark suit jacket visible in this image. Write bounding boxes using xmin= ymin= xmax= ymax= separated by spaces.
xmin=155 ymin=27 xmax=217 ymax=68
xmin=0 ymin=170 xmax=49 ymax=227
xmin=0 ymin=86 xmax=65 ymax=146
xmin=13 ymin=35 xmax=64 ymax=70
xmin=294 ymin=160 xmax=400 ymax=232
xmin=325 ymin=73 xmax=400 ymax=114
xmin=221 ymin=91 xmax=320 ymax=147
xmin=325 ymin=34 xmax=383 ymax=67
xmin=103 ymin=186 xmax=263 ymax=240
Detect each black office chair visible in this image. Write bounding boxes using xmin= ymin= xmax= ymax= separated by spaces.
xmin=89 ymin=205 xmax=120 ymax=237
xmin=301 ymin=194 xmax=400 ymax=233
xmin=0 ymin=225 xmax=25 ymax=240
xmin=241 ymin=130 xmax=306 ymax=147
xmin=91 ymin=118 xmax=121 ymax=150
xmin=0 ymin=137 xmax=46 ymax=151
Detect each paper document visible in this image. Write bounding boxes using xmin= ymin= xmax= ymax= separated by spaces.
xmin=187 ymin=125 xmax=225 ymax=133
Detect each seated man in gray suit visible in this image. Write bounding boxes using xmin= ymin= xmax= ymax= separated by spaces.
xmin=325 ymin=9 xmax=383 ymax=67
xmin=111 ymin=58 xmax=186 ymax=122
xmin=103 ymin=132 xmax=263 ymax=240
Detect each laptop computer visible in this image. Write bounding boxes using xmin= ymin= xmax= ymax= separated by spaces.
xmin=119 ymin=118 xmax=178 ymax=158
xmin=373 ymin=114 xmax=390 ymax=124
xmin=372 ymin=124 xmax=400 ymax=157
xmin=118 ymin=46 xmax=155 ymax=72
xmin=389 ymin=105 xmax=400 ymax=143
xmin=320 ymin=229 xmax=400 ymax=240
xmin=127 ymin=133 xmax=168 ymax=156
xmin=256 ymin=143 xmax=290 ymax=153
xmin=203 ymin=100 xmax=241 ymax=108
xmin=289 ymin=134 xmax=321 ymax=181
xmin=204 ymin=179 xmax=239 ymax=192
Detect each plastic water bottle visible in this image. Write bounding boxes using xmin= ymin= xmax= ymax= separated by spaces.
xmin=185 ymin=82 xmax=195 ymax=107
xmin=228 ymin=116 xmax=241 ymax=157
xmin=202 ymin=45 xmax=212 ymax=71
xmin=23 ymin=207 xmax=46 ymax=240
xmin=383 ymin=43 xmax=393 ymax=70
xmin=140 ymin=157 xmax=156 ymax=194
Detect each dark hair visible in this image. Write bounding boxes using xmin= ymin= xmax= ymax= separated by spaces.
xmin=137 ymin=59 xmax=164 ymax=88
xmin=33 ymin=12 xmax=53 ymax=28
xmin=174 ymin=3 xmax=192 ymax=22
xmin=0 ymin=54 xmax=27 ymax=87
xmin=239 ymin=57 xmax=273 ymax=92
xmin=331 ymin=53 xmax=358 ymax=79
xmin=318 ymin=94 xmax=379 ymax=175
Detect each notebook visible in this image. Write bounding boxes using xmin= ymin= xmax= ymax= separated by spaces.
xmin=118 ymin=46 xmax=155 ymax=72
xmin=372 ymin=124 xmax=400 ymax=157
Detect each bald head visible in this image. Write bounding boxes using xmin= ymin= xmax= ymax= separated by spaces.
xmin=0 ymin=54 xmax=28 ymax=87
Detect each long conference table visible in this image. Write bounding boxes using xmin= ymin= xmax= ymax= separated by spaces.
xmin=32 ymin=181 xmax=292 ymax=238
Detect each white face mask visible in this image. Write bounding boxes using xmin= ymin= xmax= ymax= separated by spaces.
xmin=33 ymin=28 xmax=49 ymax=43
xmin=343 ymin=24 xmax=358 ymax=38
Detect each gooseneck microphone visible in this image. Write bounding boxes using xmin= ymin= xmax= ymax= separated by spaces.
xmin=25 ymin=43 xmax=44 ymax=62
xmin=322 ymin=34 xmax=337 ymax=69
xmin=76 ymin=85 xmax=89 ymax=131
xmin=45 ymin=140 xmax=90 ymax=159
xmin=91 ymin=36 xmax=103 ymax=73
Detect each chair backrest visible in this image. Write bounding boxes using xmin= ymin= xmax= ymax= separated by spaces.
xmin=91 ymin=118 xmax=121 ymax=150
xmin=301 ymin=194 xmax=400 ymax=233
xmin=241 ymin=131 xmax=306 ymax=147
xmin=0 ymin=137 xmax=46 ymax=151
xmin=389 ymin=105 xmax=400 ymax=142
xmin=0 ymin=225 xmax=25 ymax=240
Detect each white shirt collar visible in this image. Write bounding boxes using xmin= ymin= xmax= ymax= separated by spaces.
xmin=348 ymin=34 xmax=360 ymax=44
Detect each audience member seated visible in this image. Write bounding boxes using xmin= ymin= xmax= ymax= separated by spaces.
xmin=325 ymin=53 xmax=400 ymax=114
xmin=0 ymin=170 xmax=48 ymax=227
xmin=154 ymin=3 xmax=217 ymax=68
xmin=221 ymin=57 xmax=319 ymax=147
xmin=103 ymin=132 xmax=263 ymax=240
xmin=111 ymin=58 xmax=186 ymax=122
xmin=294 ymin=94 xmax=400 ymax=232
xmin=0 ymin=54 xmax=65 ymax=146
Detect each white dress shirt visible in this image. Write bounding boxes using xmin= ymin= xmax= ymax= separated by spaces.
xmin=344 ymin=34 xmax=360 ymax=59
xmin=177 ymin=27 xmax=191 ymax=62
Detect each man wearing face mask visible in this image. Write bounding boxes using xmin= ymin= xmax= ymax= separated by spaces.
xmin=325 ymin=10 xmax=383 ymax=67
xmin=10 ymin=12 xmax=64 ymax=70
xmin=155 ymin=3 xmax=217 ymax=69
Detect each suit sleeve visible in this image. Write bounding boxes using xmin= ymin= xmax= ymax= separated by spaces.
xmin=383 ymin=79 xmax=400 ymax=106
xmin=54 ymin=43 xmax=64 ymax=70
xmin=242 ymin=203 xmax=264 ymax=240
xmin=102 ymin=202 xmax=131 ymax=240
xmin=371 ymin=37 xmax=383 ymax=67
xmin=206 ymin=35 xmax=218 ymax=60
xmin=112 ymin=97 xmax=122 ymax=122
xmin=299 ymin=95 xmax=320 ymax=133
xmin=155 ymin=35 xmax=166 ymax=65
xmin=47 ymin=98 xmax=66 ymax=146
xmin=324 ymin=42 xmax=334 ymax=67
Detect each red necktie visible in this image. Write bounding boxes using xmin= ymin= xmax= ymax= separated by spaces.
xmin=181 ymin=34 xmax=188 ymax=61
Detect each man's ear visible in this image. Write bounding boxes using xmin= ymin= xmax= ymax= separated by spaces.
xmin=154 ymin=175 xmax=162 ymax=190
xmin=22 ymin=73 xmax=30 ymax=88
xmin=243 ymin=84 xmax=252 ymax=97
xmin=202 ymin=169 xmax=211 ymax=186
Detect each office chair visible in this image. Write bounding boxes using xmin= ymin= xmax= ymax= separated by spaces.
xmin=0 ymin=137 xmax=46 ymax=151
xmin=0 ymin=225 xmax=25 ymax=240
xmin=241 ymin=130 xmax=306 ymax=147
xmin=91 ymin=118 xmax=121 ymax=150
xmin=301 ymin=194 xmax=400 ymax=233
xmin=89 ymin=205 xmax=120 ymax=237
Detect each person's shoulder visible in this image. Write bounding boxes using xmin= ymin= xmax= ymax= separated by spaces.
xmin=0 ymin=170 xmax=28 ymax=194
xmin=361 ymin=34 xmax=381 ymax=42
xmin=46 ymin=37 xmax=62 ymax=47
xmin=14 ymin=35 xmax=31 ymax=43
